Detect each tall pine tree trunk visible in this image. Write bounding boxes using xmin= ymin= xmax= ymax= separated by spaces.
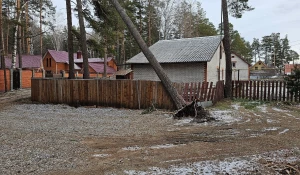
xmin=5 ymin=5 xmax=9 ymax=55
xmin=103 ymin=37 xmax=107 ymax=78
xmin=222 ymin=0 xmax=232 ymax=98
xmin=121 ymin=34 xmax=125 ymax=69
xmin=76 ymin=0 xmax=90 ymax=79
xmin=109 ymin=0 xmax=186 ymax=109
xmin=66 ymin=0 xmax=75 ymax=79
xmin=40 ymin=0 xmax=43 ymax=56
xmin=147 ymin=0 xmax=152 ymax=46
xmin=0 ymin=0 xmax=7 ymax=92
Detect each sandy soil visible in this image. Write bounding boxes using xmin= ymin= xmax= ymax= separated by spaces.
xmin=1 ymin=89 xmax=300 ymax=175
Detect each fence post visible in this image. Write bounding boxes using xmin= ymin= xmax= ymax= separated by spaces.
xmin=32 ymin=69 xmax=35 ymax=78
xmin=42 ymin=69 xmax=45 ymax=78
xmin=19 ymin=69 xmax=22 ymax=89
xmin=10 ymin=69 xmax=13 ymax=91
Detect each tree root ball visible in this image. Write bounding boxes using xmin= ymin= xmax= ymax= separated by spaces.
xmin=173 ymin=100 xmax=215 ymax=123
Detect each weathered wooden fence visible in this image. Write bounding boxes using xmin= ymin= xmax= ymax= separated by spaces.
xmin=31 ymin=79 xmax=224 ymax=110
xmin=232 ymin=80 xmax=299 ymax=102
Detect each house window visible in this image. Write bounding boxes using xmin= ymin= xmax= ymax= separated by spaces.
xmin=255 ymin=67 xmax=258 ymax=70
xmin=46 ymin=58 xmax=52 ymax=67
xmin=259 ymin=62 xmax=261 ymax=65
xmin=231 ymin=55 xmax=234 ymax=58
xmin=46 ymin=58 xmax=49 ymax=67
xmin=232 ymin=62 xmax=236 ymax=68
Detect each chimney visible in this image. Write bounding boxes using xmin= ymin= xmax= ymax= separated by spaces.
xmin=77 ymin=51 xmax=82 ymax=59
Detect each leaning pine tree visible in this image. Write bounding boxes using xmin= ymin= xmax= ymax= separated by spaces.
xmin=285 ymin=66 xmax=300 ymax=101
xmin=108 ymin=0 xmax=212 ymax=120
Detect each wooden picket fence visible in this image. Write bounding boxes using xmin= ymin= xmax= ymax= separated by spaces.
xmin=31 ymin=79 xmax=224 ymax=110
xmin=175 ymin=81 xmax=224 ymax=104
xmin=232 ymin=80 xmax=300 ymax=102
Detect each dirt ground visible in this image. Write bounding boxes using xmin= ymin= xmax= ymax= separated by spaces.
xmin=1 ymin=89 xmax=300 ymax=175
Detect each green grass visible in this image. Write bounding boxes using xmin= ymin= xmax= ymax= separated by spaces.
xmin=211 ymin=99 xmax=232 ymax=110
xmin=233 ymin=98 xmax=269 ymax=110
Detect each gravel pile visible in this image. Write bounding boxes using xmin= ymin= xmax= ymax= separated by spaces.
xmin=0 ymin=103 xmax=174 ymax=175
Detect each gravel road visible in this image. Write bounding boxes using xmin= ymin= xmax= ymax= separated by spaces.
xmin=0 ymin=89 xmax=174 ymax=175
xmin=1 ymin=89 xmax=300 ymax=175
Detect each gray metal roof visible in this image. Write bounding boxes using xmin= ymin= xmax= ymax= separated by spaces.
xmin=126 ymin=35 xmax=222 ymax=64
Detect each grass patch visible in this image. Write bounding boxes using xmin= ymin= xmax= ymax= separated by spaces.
xmin=211 ymin=99 xmax=232 ymax=110
xmin=233 ymin=98 xmax=268 ymax=110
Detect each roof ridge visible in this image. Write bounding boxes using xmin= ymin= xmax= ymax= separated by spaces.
xmin=159 ymin=35 xmax=222 ymax=42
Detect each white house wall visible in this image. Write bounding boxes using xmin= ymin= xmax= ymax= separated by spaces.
xmin=132 ymin=63 xmax=205 ymax=83
xmin=207 ymin=44 xmax=226 ymax=83
xmin=231 ymin=54 xmax=249 ymax=81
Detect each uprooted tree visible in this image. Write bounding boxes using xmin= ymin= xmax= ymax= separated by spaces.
xmin=108 ymin=0 xmax=207 ymax=119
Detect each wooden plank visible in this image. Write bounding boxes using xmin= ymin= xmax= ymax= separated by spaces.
xmin=267 ymin=81 xmax=271 ymax=101
xmin=283 ymin=82 xmax=289 ymax=101
xmin=232 ymin=81 xmax=234 ymax=98
xmin=207 ymin=82 xmax=213 ymax=101
xmin=211 ymin=86 xmax=216 ymax=101
xmin=234 ymin=81 xmax=239 ymax=98
xmin=116 ymin=80 xmax=121 ymax=108
xmin=188 ymin=82 xmax=193 ymax=102
xmin=257 ymin=81 xmax=260 ymax=101
xmin=203 ymin=82 xmax=209 ymax=101
xmin=197 ymin=82 xmax=201 ymax=99
xmin=238 ymin=81 xmax=241 ymax=98
xmin=246 ymin=81 xmax=249 ymax=99
xmin=278 ymin=81 xmax=282 ymax=101
xmin=184 ymin=83 xmax=189 ymax=102
xmin=260 ymin=81 xmax=263 ymax=101
xmin=275 ymin=81 xmax=278 ymax=101
xmin=249 ymin=81 xmax=252 ymax=100
xmin=271 ymin=81 xmax=275 ymax=101
xmin=262 ymin=81 xmax=265 ymax=101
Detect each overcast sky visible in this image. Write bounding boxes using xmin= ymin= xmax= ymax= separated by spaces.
xmin=52 ymin=0 xmax=300 ymax=61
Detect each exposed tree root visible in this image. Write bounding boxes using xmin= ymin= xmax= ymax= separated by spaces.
xmin=173 ymin=99 xmax=214 ymax=123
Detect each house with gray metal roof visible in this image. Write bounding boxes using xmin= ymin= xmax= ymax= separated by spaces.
xmin=126 ymin=36 xmax=226 ymax=83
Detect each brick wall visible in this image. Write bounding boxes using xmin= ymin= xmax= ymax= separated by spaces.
xmin=0 ymin=69 xmax=11 ymax=92
xmin=0 ymin=69 xmax=42 ymax=92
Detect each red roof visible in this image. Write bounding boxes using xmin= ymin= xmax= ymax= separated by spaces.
xmin=89 ymin=63 xmax=116 ymax=74
xmin=74 ymin=57 xmax=114 ymax=63
xmin=47 ymin=50 xmax=114 ymax=63
xmin=285 ymin=64 xmax=300 ymax=74
xmin=2 ymin=55 xmax=42 ymax=69
xmin=47 ymin=50 xmax=76 ymax=63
